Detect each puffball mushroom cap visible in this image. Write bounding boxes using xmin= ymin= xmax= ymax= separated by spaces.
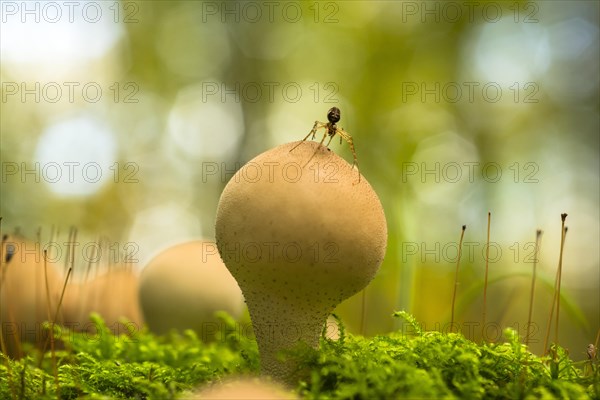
xmin=0 ymin=237 xmax=63 ymax=358
xmin=62 ymin=267 xmax=144 ymax=334
xmin=192 ymin=377 xmax=298 ymax=399
xmin=138 ymin=240 xmax=244 ymax=338
xmin=215 ymin=141 xmax=387 ymax=381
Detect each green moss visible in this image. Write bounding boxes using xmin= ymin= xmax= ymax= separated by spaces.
xmin=1 ymin=313 xmax=258 ymax=399
xmin=0 ymin=312 xmax=597 ymax=399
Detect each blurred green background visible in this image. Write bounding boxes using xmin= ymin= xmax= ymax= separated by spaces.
xmin=1 ymin=1 xmax=598 ymax=358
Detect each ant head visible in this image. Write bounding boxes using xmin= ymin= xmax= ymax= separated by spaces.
xmin=327 ymin=107 xmax=341 ymax=124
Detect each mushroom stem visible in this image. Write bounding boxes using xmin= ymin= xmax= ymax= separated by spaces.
xmin=249 ymin=302 xmax=327 ymax=381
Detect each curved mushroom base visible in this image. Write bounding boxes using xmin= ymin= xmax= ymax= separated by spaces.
xmin=215 ymin=141 xmax=387 ymax=383
xmin=247 ymin=296 xmax=332 ymax=383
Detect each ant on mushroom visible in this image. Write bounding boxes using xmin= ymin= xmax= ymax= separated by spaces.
xmin=289 ymin=107 xmax=361 ymax=183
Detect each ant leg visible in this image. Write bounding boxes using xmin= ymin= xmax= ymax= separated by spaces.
xmin=325 ymin=133 xmax=335 ymax=148
xmin=336 ymin=128 xmax=360 ymax=184
xmin=311 ymin=122 xmax=322 ymax=140
xmin=302 ymin=131 xmax=329 ymax=168
xmin=316 ymin=130 xmax=329 ymax=148
xmin=289 ymin=121 xmax=325 ymax=153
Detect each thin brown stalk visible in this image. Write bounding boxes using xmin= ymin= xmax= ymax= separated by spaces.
xmin=0 ymin=217 xmax=8 ymax=356
xmin=482 ymin=212 xmax=491 ymax=342
xmin=0 ymin=218 xmax=17 ymax=400
xmin=41 ymin=252 xmax=72 ymax=397
xmin=84 ymin=238 xmax=99 ymax=283
xmin=542 ymin=213 xmax=567 ymax=355
xmin=450 ymin=225 xmax=466 ymax=331
xmin=65 ymin=227 xmax=77 ymax=275
xmin=35 ymin=230 xmax=42 ymax=342
xmin=542 ymin=268 xmax=558 ymax=354
xmin=41 ymin=251 xmax=54 ymax=365
xmin=360 ymin=288 xmax=367 ymax=336
xmin=526 ymin=230 xmax=542 ymax=349
xmin=52 ymin=268 xmax=72 ymax=328
xmin=554 ymin=215 xmax=568 ymax=347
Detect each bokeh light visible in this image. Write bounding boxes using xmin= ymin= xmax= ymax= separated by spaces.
xmin=34 ymin=114 xmax=117 ymax=197
xmin=1 ymin=1 xmax=125 ymax=80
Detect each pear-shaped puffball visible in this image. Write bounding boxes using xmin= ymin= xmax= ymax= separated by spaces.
xmin=138 ymin=240 xmax=244 ymax=339
xmin=192 ymin=377 xmax=298 ymax=399
xmin=62 ymin=267 xmax=144 ymax=334
xmin=0 ymin=237 xmax=63 ymax=358
xmin=215 ymin=141 xmax=387 ymax=382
